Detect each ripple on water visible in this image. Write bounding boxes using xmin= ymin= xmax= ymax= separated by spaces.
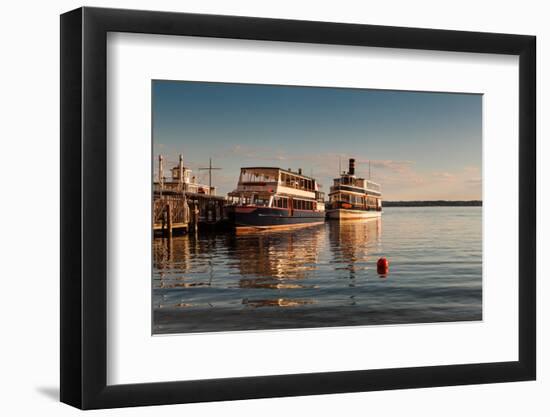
xmin=153 ymin=207 xmax=482 ymax=333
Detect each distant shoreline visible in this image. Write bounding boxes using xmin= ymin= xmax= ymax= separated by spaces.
xmin=384 ymin=200 xmax=482 ymax=207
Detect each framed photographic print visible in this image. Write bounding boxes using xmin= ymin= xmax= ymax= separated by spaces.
xmin=60 ymin=6 xmax=536 ymax=409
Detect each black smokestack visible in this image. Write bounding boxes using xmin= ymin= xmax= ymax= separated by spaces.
xmin=348 ymin=158 xmax=355 ymax=175
xmin=298 ymin=168 xmax=302 ymax=175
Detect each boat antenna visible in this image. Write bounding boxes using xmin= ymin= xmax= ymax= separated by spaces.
xmin=369 ymin=160 xmax=371 ymax=179
xmin=338 ymin=156 xmax=341 ymax=175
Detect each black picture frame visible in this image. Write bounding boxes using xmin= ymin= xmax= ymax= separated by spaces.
xmin=60 ymin=6 xmax=536 ymax=410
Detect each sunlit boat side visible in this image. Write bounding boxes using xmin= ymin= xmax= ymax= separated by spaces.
xmin=326 ymin=158 xmax=382 ymax=220
xmin=227 ymin=167 xmax=325 ymax=231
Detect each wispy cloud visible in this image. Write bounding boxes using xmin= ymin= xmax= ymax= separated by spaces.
xmin=359 ymin=159 xmax=415 ymax=174
xmin=222 ymin=144 xmax=290 ymax=162
xmin=465 ymin=177 xmax=482 ymax=186
xmin=154 ymin=143 xmax=481 ymax=200
xmin=431 ymin=171 xmax=457 ymax=181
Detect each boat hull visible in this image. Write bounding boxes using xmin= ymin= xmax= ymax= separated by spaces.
xmin=326 ymin=208 xmax=382 ymax=220
xmin=233 ymin=206 xmax=325 ymax=231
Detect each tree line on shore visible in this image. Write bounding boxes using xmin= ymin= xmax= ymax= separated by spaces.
xmin=383 ymin=200 xmax=482 ymax=207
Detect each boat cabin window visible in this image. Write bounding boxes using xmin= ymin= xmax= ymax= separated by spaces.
xmin=227 ymin=195 xmax=240 ymax=205
xmin=349 ymin=195 xmax=362 ymax=205
xmin=281 ymin=173 xmax=292 ymax=187
xmin=273 ymin=196 xmax=288 ymax=209
xmin=234 ymin=195 xmax=253 ymax=205
xmin=280 ymin=171 xmax=315 ymax=192
xmin=240 ymin=169 xmax=278 ymax=183
xmin=339 ymin=193 xmax=350 ymax=202
xmin=252 ymin=195 xmax=271 ymax=207
xmin=293 ymin=199 xmax=313 ymax=210
xmin=366 ymin=181 xmax=381 ymax=192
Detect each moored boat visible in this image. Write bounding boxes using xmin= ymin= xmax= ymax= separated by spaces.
xmin=326 ymin=158 xmax=382 ymax=220
xmin=227 ymin=167 xmax=325 ymax=231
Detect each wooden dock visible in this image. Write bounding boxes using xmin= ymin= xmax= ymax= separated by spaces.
xmin=153 ymin=154 xmax=227 ymax=236
xmin=153 ymin=187 xmax=227 ymax=236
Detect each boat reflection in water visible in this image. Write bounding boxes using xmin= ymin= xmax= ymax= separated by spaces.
xmin=328 ymin=217 xmax=382 ymax=281
xmin=153 ymin=207 xmax=482 ymax=334
xmin=153 ymin=217 xmax=385 ymax=333
xmin=230 ymin=223 xmax=326 ymax=308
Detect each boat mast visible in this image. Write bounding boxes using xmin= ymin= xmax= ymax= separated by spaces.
xmin=158 ymin=154 xmax=164 ymax=196
xmin=199 ymin=158 xmax=221 ymax=195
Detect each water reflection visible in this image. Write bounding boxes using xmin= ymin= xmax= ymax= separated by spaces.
xmin=153 ymin=208 xmax=483 ymax=333
xmin=328 ymin=218 xmax=382 ymax=280
xmin=228 ymin=225 xmax=325 ymax=307
xmin=242 ymin=298 xmax=315 ymax=308
xmin=229 ymin=224 xmax=325 ymax=280
xmin=153 ymin=235 xmax=214 ymax=289
xmin=153 ymin=218 xmax=382 ymax=307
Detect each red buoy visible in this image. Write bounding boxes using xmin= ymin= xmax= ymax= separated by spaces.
xmin=377 ymin=257 xmax=389 ymax=275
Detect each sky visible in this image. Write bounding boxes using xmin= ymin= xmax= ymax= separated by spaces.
xmin=152 ymin=80 xmax=482 ymax=201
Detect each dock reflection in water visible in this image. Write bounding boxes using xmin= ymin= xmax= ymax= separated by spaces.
xmin=153 ymin=207 xmax=482 ymax=334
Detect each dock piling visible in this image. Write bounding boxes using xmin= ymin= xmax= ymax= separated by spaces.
xmin=166 ymin=203 xmax=172 ymax=237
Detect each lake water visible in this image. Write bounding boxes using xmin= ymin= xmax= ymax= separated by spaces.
xmin=153 ymin=207 xmax=482 ymax=334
